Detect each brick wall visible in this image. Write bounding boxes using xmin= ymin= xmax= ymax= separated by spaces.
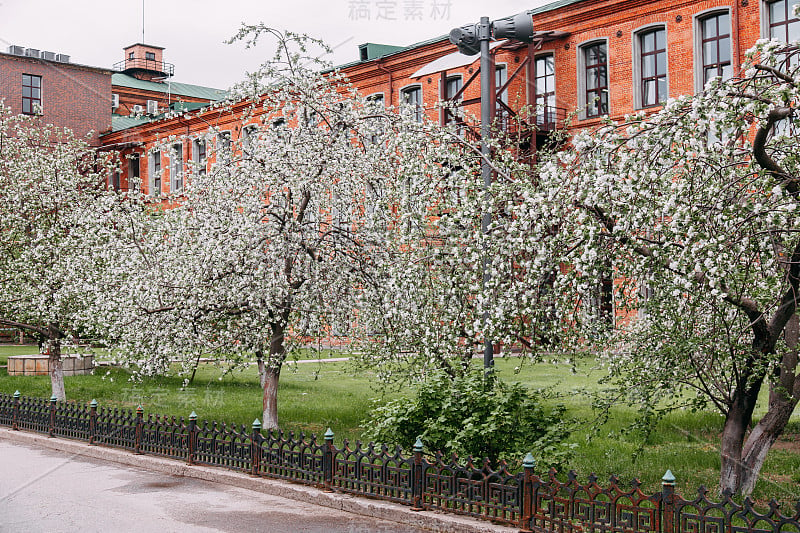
xmin=0 ymin=53 xmax=112 ymax=144
xmin=101 ymin=0 xmax=773 ymax=188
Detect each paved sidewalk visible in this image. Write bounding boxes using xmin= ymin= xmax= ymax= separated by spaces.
xmin=0 ymin=429 xmax=517 ymax=533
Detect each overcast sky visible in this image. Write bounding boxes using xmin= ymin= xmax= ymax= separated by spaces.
xmin=0 ymin=0 xmax=553 ymax=89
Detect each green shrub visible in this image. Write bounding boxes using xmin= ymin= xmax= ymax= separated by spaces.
xmin=362 ymin=369 xmax=574 ymax=470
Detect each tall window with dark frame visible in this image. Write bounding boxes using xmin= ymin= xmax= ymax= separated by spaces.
xmin=150 ymin=150 xmax=161 ymax=196
xmin=170 ymin=143 xmax=183 ymax=193
xmin=768 ymin=0 xmax=800 ymax=43
xmin=192 ymin=139 xmax=207 ymax=175
xmin=534 ymin=54 xmax=555 ymax=127
xmin=640 ymin=28 xmax=667 ymax=107
xmin=700 ymin=12 xmax=732 ymax=84
xmin=444 ymin=76 xmax=462 ymax=125
xmin=22 ymin=74 xmax=42 ymax=115
xmin=401 ymin=86 xmax=423 ymax=122
xmin=128 ymin=153 xmax=140 ymax=192
xmin=366 ymin=93 xmax=385 ymax=144
xmin=583 ymin=43 xmax=608 ymax=117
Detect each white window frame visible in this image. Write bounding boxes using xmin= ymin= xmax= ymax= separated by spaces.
xmin=576 ymin=38 xmax=610 ymax=120
xmin=170 ymin=142 xmax=183 ymax=193
xmin=191 ymin=138 xmax=207 ymax=176
xmin=693 ymin=8 xmax=734 ymax=92
xmin=632 ymin=24 xmax=669 ymax=109
xmin=216 ymin=131 xmax=232 ymax=164
xmin=148 ymin=150 xmax=161 ymax=197
xmin=399 ymin=84 xmax=423 ymax=122
xmin=241 ymin=125 xmax=258 ymax=155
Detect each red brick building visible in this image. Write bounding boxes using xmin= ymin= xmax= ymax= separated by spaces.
xmin=99 ymin=0 xmax=799 ymax=194
xmin=0 ymin=47 xmax=113 ymax=145
xmin=3 ymin=0 xmax=792 ymax=188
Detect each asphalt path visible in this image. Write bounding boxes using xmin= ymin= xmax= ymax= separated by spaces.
xmin=0 ymin=439 xmax=430 ymax=533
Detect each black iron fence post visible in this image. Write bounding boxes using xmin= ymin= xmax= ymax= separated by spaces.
xmin=323 ymin=428 xmax=334 ymax=492
xmin=89 ymin=399 xmax=97 ymax=445
xmin=187 ymin=411 xmax=197 ymax=465
xmin=134 ymin=405 xmax=144 ymax=454
xmin=48 ymin=395 xmax=57 ymax=437
xmin=411 ymin=437 xmax=424 ymax=511
xmin=251 ymin=419 xmax=262 ymax=477
xmin=519 ymin=453 xmax=535 ymax=532
xmin=662 ymin=470 xmax=675 ymax=533
xmin=12 ymin=390 xmax=20 ymax=430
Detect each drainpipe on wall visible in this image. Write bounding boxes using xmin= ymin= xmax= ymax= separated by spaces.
xmin=376 ymin=60 xmax=394 ymax=107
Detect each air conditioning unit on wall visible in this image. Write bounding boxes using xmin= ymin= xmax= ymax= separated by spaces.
xmin=132 ymin=104 xmax=144 ymax=114
xmin=146 ymin=100 xmax=158 ymax=115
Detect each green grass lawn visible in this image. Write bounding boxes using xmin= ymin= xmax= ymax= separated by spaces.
xmin=1 ymin=344 xmax=798 ymax=505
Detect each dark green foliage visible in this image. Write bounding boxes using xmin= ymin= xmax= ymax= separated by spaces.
xmin=362 ymin=369 xmax=573 ymax=469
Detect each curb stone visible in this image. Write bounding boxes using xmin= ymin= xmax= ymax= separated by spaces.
xmin=0 ymin=428 xmax=518 ymax=533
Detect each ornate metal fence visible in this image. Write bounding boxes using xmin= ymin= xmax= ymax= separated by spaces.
xmin=2 ymin=391 xmax=799 ymax=533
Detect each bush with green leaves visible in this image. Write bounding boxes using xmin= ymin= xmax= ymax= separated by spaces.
xmin=362 ymin=369 xmax=573 ymax=470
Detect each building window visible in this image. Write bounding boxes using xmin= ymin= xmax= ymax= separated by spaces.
xmin=496 ymin=65 xmax=509 ymax=128
xmin=242 ymin=125 xmax=257 ymax=155
xmin=109 ymin=170 xmax=121 ymax=192
xmin=129 ymin=153 xmax=140 ymax=192
xmin=581 ymin=42 xmax=609 ymax=118
xmin=216 ymin=131 xmax=232 ymax=163
xmin=699 ymin=12 xmax=732 ymax=85
xmin=443 ymin=76 xmax=462 ymax=125
xmin=767 ymin=0 xmax=800 ymax=43
xmin=400 ymin=86 xmax=423 ymax=122
xmin=366 ymin=93 xmax=385 ymax=143
xmin=145 ymin=51 xmax=156 ymax=61
xmin=192 ymin=139 xmax=207 ymax=175
xmin=534 ymin=54 xmax=556 ymax=127
xmin=128 ymin=52 xmax=134 ymax=60
xmin=22 ymin=74 xmax=42 ymax=115
xmin=170 ymin=143 xmax=183 ymax=193
xmin=149 ymin=150 xmax=161 ymax=196
xmin=638 ymin=27 xmax=668 ymax=107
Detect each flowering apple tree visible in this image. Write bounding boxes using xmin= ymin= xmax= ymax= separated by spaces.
xmin=97 ymin=29 xmax=475 ymax=429
xmin=0 ymin=104 xmax=119 ymax=400
xmin=480 ymin=40 xmax=800 ymax=495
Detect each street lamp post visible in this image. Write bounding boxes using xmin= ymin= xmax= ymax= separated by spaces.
xmin=449 ymin=12 xmax=536 ymax=374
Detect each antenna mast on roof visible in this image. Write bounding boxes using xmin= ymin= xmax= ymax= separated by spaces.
xmin=142 ymin=0 xmax=145 ymax=43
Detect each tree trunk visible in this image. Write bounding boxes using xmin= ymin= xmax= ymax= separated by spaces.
xmin=256 ymin=351 xmax=267 ymax=389
xmin=739 ymin=314 xmax=800 ymax=495
xmin=719 ymin=398 xmax=750 ymax=495
xmin=46 ymin=337 xmax=66 ymax=401
xmin=261 ymin=322 xmax=287 ymax=430
xmin=262 ymin=366 xmax=281 ymax=430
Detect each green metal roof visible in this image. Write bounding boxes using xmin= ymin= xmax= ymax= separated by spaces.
xmin=359 ymin=43 xmax=407 ymax=61
xmin=111 ymin=114 xmax=152 ymax=132
xmin=169 ymin=101 xmax=210 ymax=113
xmin=529 ymin=0 xmax=588 ymax=15
xmin=331 ymin=0 xmax=589 ymax=71
xmin=112 ymin=73 xmax=227 ymax=101
xmin=330 ymin=34 xmax=449 ymax=71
